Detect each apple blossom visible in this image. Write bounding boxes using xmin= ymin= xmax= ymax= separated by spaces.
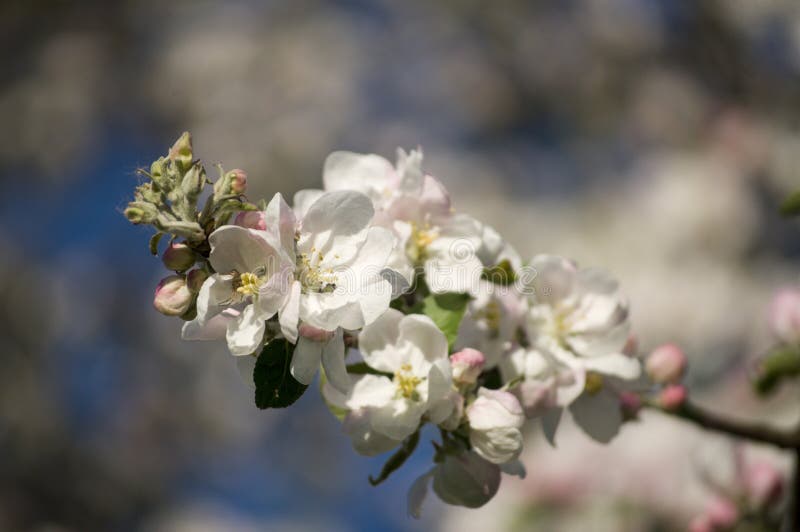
xmin=322 ymin=309 xmax=453 ymax=446
xmin=521 ymin=255 xmax=641 ymax=383
xmin=658 ymin=384 xmax=687 ymax=410
xmin=233 ymin=210 xmax=266 ymax=230
xmin=467 ymin=387 xmax=525 ymax=464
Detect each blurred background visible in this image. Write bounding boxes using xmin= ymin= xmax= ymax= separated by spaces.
xmin=1 ymin=1 xmax=800 ymax=530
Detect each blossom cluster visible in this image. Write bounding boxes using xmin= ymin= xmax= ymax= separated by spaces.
xmin=127 ymin=133 xmax=660 ymax=515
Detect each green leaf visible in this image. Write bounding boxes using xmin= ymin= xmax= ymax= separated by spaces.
xmin=780 ymin=190 xmax=800 ymax=217
xmin=368 ymin=430 xmax=420 ymax=486
xmin=420 ymin=292 xmax=470 ymax=350
xmin=753 ymin=345 xmax=800 ymax=395
xmin=149 ymin=232 xmax=164 ymax=256
xmin=253 ymin=339 xmax=308 ymax=409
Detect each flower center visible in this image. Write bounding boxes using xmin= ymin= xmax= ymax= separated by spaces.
xmin=233 ymin=271 xmax=263 ymax=297
xmin=584 ymin=372 xmax=604 ymax=395
xmin=298 ymin=248 xmax=337 ymax=293
xmin=406 ymin=222 xmax=439 ymax=265
xmin=394 ymin=363 xmax=423 ymax=400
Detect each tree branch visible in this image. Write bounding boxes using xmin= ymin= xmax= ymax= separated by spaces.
xmin=646 ymin=400 xmax=800 ymax=449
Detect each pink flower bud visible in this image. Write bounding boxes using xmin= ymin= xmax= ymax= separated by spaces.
xmin=450 ymin=348 xmax=486 ymax=384
xmin=162 ymin=242 xmax=195 ymax=272
xmin=768 ymin=288 xmax=800 ymax=344
xmin=229 ymin=169 xmax=247 ymax=194
xmin=186 ymin=269 xmax=208 ymax=293
xmin=234 ymin=211 xmax=267 ymax=231
xmin=618 ymin=391 xmax=642 ymax=421
xmin=154 ymin=275 xmax=193 ymax=316
xmin=658 ymin=384 xmax=687 ymax=410
xmin=706 ymin=496 xmax=738 ymax=528
xmin=299 ymin=323 xmax=334 ymax=343
xmin=645 ymin=343 xmax=687 ymax=384
xmin=745 ymin=462 xmax=784 ymax=510
xmin=622 ymin=334 xmax=638 ymax=356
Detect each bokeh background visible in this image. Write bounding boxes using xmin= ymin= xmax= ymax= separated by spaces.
xmin=2 ymin=1 xmax=800 ymax=530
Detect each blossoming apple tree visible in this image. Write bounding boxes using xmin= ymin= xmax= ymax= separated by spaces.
xmin=125 ymin=133 xmax=800 ymax=530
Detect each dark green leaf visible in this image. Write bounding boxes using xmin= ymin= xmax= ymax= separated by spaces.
xmin=753 ymin=345 xmax=800 ymax=395
xmin=420 ymin=292 xmax=470 ymax=350
xmin=780 ymin=190 xmax=800 ymax=217
xmin=149 ymin=232 xmax=164 ymax=255
xmin=368 ymin=431 xmax=420 ymax=486
xmin=254 ymin=339 xmax=308 ymax=409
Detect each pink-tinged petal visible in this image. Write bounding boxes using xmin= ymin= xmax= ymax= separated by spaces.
xmin=279 ymin=280 xmax=301 ymax=343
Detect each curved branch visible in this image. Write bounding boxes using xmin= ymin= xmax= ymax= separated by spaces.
xmin=647 ymin=400 xmax=800 ymax=450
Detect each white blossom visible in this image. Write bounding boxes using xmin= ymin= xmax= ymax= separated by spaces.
xmin=322 ymin=309 xmax=453 ymax=448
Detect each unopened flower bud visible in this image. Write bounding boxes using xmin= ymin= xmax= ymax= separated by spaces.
xmin=186 ymin=269 xmax=208 ymax=293
xmin=124 ymin=202 xmax=158 ymax=224
xmin=299 ymin=323 xmax=334 ymax=343
xmin=168 ymin=132 xmax=193 ymax=169
xmin=646 ymin=343 xmax=687 ymax=384
xmin=618 ymin=391 xmax=642 ymax=421
xmin=745 ymin=462 xmax=784 ymax=510
xmin=234 ymin=211 xmax=267 ymax=231
xmin=768 ymin=288 xmax=800 ymax=345
xmin=450 ymin=348 xmax=485 ymax=384
xmin=154 ymin=275 xmax=193 ymax=316
xmin=229 ymin=169 xmax=247 ymax=194
xmin=467 ymin=387 xmax=524 ymax=464
xmin=432 ymin=451 xmax=501 ymax=509
xmin=706 ymin=496 xmax=738 ymax=528
xmin=658 ymin=384 xmax=687 ymax=410
xmin=162 ymin=242 xmax=195 ymax=271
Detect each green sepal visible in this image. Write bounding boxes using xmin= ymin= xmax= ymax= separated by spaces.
xmin=417 ymin=292 xmax=470 ymax=350
xmin=149 ymin=232 xmax=164 ymax=256
xmin=368 ymin=430 xmax=420 ymax=486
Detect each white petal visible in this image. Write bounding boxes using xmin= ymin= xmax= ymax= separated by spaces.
xmin=323 ymin=151 xmax=394 ymax=202
xmin=425 ymin=255 xmax=483 ymax=295
xmin=342 ymin=408 xmax=402 ymax=456
xmin=208 ymin=225 xmax=281 ymax=274
xmin=541 ymin=407 xmax=563 ymax=447
xmin=225 ymin=304 xmax=266 ymax=356
xmin=292 ymin=188 xmax=324 ymax=218
xmin=358 ymin=308 xmax=404 ymax=373
xmin=581 ymin=353 xmax=641 ymax=380
xmin=407 ymin=470 xmax=434 ymax=519
xmin=301 ymin=190 xmax=374 ymax=241
xmin=195 ymin=274 xmax=234 ymax=324
xmin=279 ymin=280 xmax=301 ymax=343
xmin=255 ymin=265 xmax=292 ymax=318
xmin=321 ymin=329 xmax=350 ymax=394
xmin=525 ymin=255 xmax=577 ymax=304
xmin=264 ymin=192 xmax=297 ymax=258
xmin=182 ymin=312 xmax=229 ymax=341
xmin=370 ymin=399 xmax=425 ymax=441
xmin=290 ymin=335 xmax=323 ymax=385
xmin=345 ymin=374 xmax=396 ymax=409
xmin=399 ymin=314 xmax=449 ymax=363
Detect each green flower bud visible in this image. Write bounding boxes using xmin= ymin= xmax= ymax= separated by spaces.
xmin=180 ymin=165 xmax=204 ymax=199
xmin=162 ymin=242 xmax=195 ymax=271
xmin=124 ymin=202 xmax=158 ymax=224
xmin=229 ymin=169 xmax=247 ymax=194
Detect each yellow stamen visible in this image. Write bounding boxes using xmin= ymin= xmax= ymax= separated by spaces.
xmin=394 ymin=363 xmax=423 ymax=400
xmin=406 ymin=221 xmax=439 ymax=264
xmin=235 ymin=272 xmax=262 ymax=296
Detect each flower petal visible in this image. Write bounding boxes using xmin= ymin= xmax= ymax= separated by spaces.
xmin=279 ymin=280 xmax=301 ymax=343
xmin=358 ymin=308 xmax=404 ymax=373
xmin=208 ymin=225 xmax=280 ymax=274
xmin=321 ymin=329 xmax=350 ymax=394
xmin=291 ymin=335 xmax=323 ymax=385
xmin=225 ymin=304 xmax=266 ymax=356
